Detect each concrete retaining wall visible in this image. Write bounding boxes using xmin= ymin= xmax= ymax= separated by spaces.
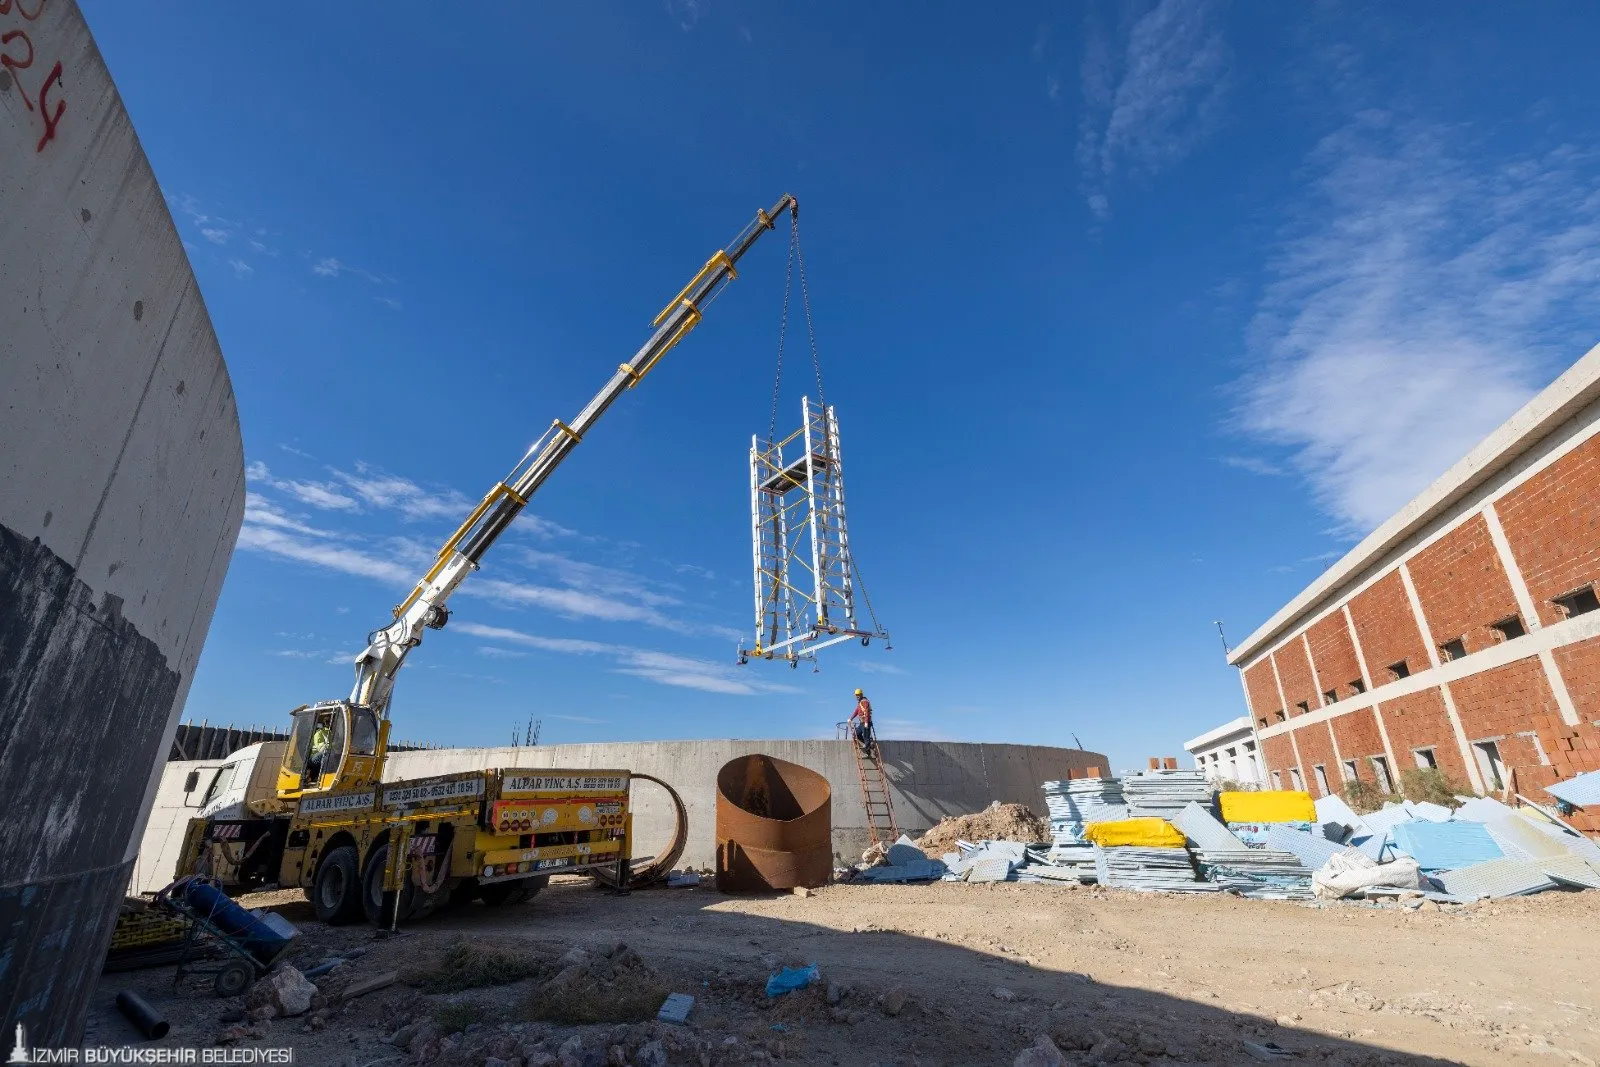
xmin=0 ymin=0 xmax=244 ymax=1044
xmin=384 ymin=740 xmax=1108 ymax=870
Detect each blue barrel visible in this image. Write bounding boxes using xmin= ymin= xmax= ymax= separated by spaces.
xmin=178 ymin=878 xmax=291 ymax=966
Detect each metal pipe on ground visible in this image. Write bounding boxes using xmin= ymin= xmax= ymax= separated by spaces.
xmin=715 ymin=754 xmax=832 ymax=892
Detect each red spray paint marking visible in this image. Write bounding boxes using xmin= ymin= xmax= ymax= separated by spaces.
xmin=1 ymin=29 xmax=34 ymax=110
xmin=34 ymin=58 xmax=61 ymax=152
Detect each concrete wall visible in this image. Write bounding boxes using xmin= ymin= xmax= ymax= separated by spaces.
xmin=384 ymin=740 xmax=1107 ymax=870
xmin=0 ymin=0 xmax=245 ymax=1044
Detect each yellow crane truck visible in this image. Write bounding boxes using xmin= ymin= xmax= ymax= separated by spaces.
xmin=178 ymin=195 xmax=799 ymax=925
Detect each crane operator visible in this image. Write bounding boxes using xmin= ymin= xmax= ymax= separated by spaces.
xmin=849 ymin=688 xmax=876 ymax=757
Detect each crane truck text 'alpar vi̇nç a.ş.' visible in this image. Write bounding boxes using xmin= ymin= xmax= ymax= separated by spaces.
xmin=176 ymin=195 xmax=799 ymax=927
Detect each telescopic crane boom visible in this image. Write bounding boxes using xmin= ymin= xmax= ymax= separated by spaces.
xmin=276 ymin=194 xmax=798 ymax=802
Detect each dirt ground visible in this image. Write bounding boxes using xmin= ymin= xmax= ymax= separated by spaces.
xmin=87 ymin=878 xmax=1600 ymax=1066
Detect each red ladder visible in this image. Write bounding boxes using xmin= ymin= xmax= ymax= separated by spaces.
xmin=849 ymin=729 xmax=899 ymax=847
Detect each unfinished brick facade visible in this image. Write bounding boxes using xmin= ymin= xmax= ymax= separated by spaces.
xmin=1329 ymin=707 xmax=1385 ymax=767
xmin=1229 ymin=351 xmax=1600 ymax=829
xmin=1272 ymin=642 xmax=1320 ymax=718
xmin=1243 ymin=660 xmax=1282 ymax=728
xmin=1497 ymin=433 xmax=1600 ymax=627
xmin=1407 ymin=514 xmax=1522 ymax=658
xmin=1378 ymin=689 xmax=1474 ymax=786
xmin=1347 ymin=572 xmax=1432 ymax=680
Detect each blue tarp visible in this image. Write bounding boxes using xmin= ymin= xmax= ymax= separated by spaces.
xmin=1390 ymin=820 xmax=1503 ymax=871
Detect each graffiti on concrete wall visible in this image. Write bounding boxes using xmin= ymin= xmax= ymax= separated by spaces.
xmin=1 ymin=0 xmax=66 ymax=152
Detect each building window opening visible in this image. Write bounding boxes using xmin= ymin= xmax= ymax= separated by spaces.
xmin=1473 ymin=740 xmax=1506 ymax=791
xmin=1388 ymin=660 xmax=1410 ymax=680
xmin=1258 ymin=717 xmax=1268 ymax=729
xmin=1439 ymin=637 xmax=1467 ymax=662
xmin=1271 ymin=770 xmax=1283 ymax=789
xmin=1553 ymin=585 xmax=1599 ymax=619
xmin=1342 ymin=759 xmax=1359 ymax=782
xmin=1323 ymin=689 xmax=1338 ymax=705
xmin=1275 ymin=709 xmax=1287 ymax=723
xmin=1371 ymin=756 xmax=1394 ymax=793
xmin=1289 ymin=768 xmax=1305 ymax=791
xmin=1349 ymin=678 xmax=1366 ymax=694
xmin=1414 ymin=747 xmax=1437 ymax=770
xmin=1490 ymin=615 xmax=1526 ymax=642
xmin=1313 ymin=764 xmax=1330 ymax=796
xmin=1296 ymin=700 xmax=1311 ymax=716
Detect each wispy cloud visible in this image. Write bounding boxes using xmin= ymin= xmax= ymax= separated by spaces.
xmin=312 ymin=257 xmax=390 ymax=284
xmin=1077 ymin=0 xmax=1229 ymax=220
xmin=228 ymin=259 xmax=254 ymax=278
xmin=237 ymin=522 xmax=412 ymax=584
xmin=202 ymin=228 xmax=230 ymax=245
xmin=664 ymin=0 xmax=707 ymax=31
xmin=455 ymin=620 xmax=798 ymax=697
xmin=1236 ymin=113 xmax=1600 ymax=532
xmin=243 ymin=492 xmax=339 ymax=538
xmin=247 ymin=461 xmax=360 ymax=512
xmin=1219 ymin=455 xmax=1285 ymax=477
xmin=375 ymin=296 xmax=403 ymax=311
xmin=477 ymin=646 xmax=528 ymax=659
xmin=330 ymin=462 xmax=474 ymax=522
xmin=856 ymin=660 xmax=905 ymax=675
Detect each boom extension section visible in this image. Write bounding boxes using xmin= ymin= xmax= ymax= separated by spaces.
xmin=343 ymin=195 xmax=798 ymax=728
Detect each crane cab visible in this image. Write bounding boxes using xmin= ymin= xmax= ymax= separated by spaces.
xmin=276 ymin=700 xmax=390 ymax=800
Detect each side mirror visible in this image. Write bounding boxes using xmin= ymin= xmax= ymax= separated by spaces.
xmin=183 ymin=770 xmax=200 ymax=794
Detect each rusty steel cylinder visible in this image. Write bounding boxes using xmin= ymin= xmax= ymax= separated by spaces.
xmin=715 ymin=754 xmax=832 ymax=892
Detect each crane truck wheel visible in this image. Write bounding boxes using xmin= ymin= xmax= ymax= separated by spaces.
xmin=361 ymin=844 xmax=416 ymax=927
xmin=312 ymin=846 xmax=364 ymax=925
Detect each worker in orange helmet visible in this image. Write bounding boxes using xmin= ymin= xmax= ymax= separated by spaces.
xmin=849 ymin=688 xmax=876 ymax=757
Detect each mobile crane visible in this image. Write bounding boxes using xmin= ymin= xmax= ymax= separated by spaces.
xmin=178 ymin=195 xmax=799 ymax=925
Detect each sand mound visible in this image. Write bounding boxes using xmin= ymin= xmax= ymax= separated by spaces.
xmin=915 ymin=801 xmax=1049 ymax=856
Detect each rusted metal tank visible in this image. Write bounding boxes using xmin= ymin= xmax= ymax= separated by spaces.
xmin=715 ymin=754 xmax=832 ymax=891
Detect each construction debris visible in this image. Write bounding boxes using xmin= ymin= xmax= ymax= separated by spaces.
xmin=1044 ymin=777 xmax=1127 ymax=842
xmin=916 ymin=802 xmax=1049 ymax=856
xmin=1122 ymin=770 xmax=1212 ymax=819
xmin=849 ymin=772 xmax=1600 ymax=906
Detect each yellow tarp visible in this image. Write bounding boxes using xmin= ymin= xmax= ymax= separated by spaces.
xmin=1081 ymin=818 xmax=1187 ymax=848
xmin=1218 ymin=790 xmax=1316 ymax=824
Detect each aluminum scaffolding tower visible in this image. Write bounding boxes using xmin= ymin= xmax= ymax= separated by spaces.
xmin=739 ymin=396 xmax=889 ymax=667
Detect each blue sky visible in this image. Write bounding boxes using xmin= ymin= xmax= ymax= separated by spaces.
xmin=84 ymin=2 xmax=1600 ymax=770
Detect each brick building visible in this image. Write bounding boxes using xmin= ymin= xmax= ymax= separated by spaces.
xmin=1227 ymin=345 xmax=1600 ymax=832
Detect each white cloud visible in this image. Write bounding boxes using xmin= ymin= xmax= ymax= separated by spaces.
xmin=247 ymin=461 xmax=360 ymax=512
xmin=519 ymin=548 xmax=680 ymax=609
xmin=455 ymin=620 xmax=798 ymax=697
xmin=474 ymin=577 xmax=672 ymax=627
xmin=664 ymin=0 xmax=707 ymax=31
xmin=476 ymin=646 xmax=528 ymax=659
xmin=236 ymin=523 xmax=412 ymax=584
xmin=201 ymin=228 xmax=230 ymax=245
xmin=243 ymin=493 xmax=338 ymax=538
xmin=330 ymin=462 xmax=473 ymax=522
xmin=1219 ymin=455 xmax=1285 ymax=477
xmin=228 ymin=259 xmax=253 ymax=278
xmin=1077 ymin=0 xmax=1228 ymax=219
xmin=375 ymin=296 xmax=403 ymax=311
xmin=312 ymin=257 xmax=390 ymax=284
xmin=856 ymin=660 xmax=905 ymax=675
xmin=1237 ymin=114 xmax=1600 ymax=532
